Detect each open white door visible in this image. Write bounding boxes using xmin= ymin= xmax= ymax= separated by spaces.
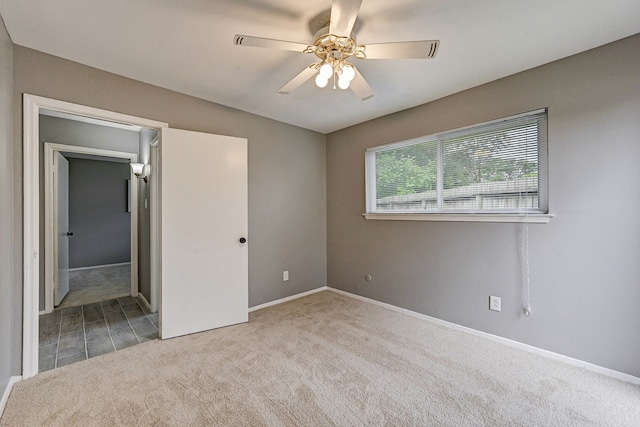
xmin=54 ymin=152 xmax=70 ymax=306
xmin=160 ymin=128 xmax=248 ymax=339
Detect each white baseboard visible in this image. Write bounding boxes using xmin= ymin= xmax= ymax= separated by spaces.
xmin=0 ymin=376 xmax=22 ymax=418
xmin=69 ymin=262 xmax=131 ymax=272
xmin=328 ymin=287 xmax=640 ymax=386
xmin=249 ymin=286 xmax=328 ymax=313
xmin=137 ymin=293 xmax=152 ymax=312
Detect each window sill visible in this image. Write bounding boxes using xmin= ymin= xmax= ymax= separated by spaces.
xmin=362 ymin=213 xmax=554 ymax=224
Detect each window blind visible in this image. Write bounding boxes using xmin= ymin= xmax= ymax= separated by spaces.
xmin=366 ymin=109 xmax=548 ymax=214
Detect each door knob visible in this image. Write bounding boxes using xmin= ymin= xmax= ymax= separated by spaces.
xmin=66 ymin=232 xmax=74 ymax=237
xmin=239 ymin=237 xmax=247 ymax=244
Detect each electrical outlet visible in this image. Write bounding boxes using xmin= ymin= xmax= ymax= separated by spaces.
xmin=489 ymin=296 xmax=501 ymax=312
xmin=283 ymin=271 xmax=289 ymax=281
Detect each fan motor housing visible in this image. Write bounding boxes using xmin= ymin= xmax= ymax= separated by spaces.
xmin=313 ymin=26 xmax=358 ymax=59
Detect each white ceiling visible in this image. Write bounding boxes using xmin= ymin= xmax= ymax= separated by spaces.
xmin=1 ymin=0 xmax=639 ymax=134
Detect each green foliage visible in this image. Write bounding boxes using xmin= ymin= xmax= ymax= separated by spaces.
xmin=376 ymin=143 xmax=437 ymax=198
xmin=376 ymin=126 xmax=538 ymax=198
xmin=443 ymin=131 xmax=538 ymax=190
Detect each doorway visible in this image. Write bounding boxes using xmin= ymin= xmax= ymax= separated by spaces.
xmin=39 ymin=125 xmax=155 ymax=372
xmin=44 ymin=143 xmax=140 ymax=313
xmin=23 ymin=94 xmax=249 ymax=379
xmin=23 ymin=95 xmax=167 ymax=378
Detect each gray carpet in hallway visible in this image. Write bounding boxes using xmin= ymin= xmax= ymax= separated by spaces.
xmin=57 ymin=264 xmax=131 ymax=309
xmin=3 ymin=291 xmax=639 ymax=426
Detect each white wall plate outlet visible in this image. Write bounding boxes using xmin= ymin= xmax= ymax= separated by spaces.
xmin=489 ymin=296 xmax=501 ymax=312
xmin=283 ymin=271 xmax=289 ymax=281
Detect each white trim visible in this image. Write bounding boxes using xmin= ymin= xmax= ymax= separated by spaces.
xmin=249 ymin=287 xmax=328 ymax=313
xmin=23 ymin=94 xmax=168 ymax=379
xmin=44 ymin=143 xmax=140 ymax=314
xmin=40 ymin=109 xmax=143 ymax=132
xmin=149 ymin=143 xmax=160 ymax=314
xmin=33 ymin=95 xmax=167 ymax=129
xmin=363 ymin=213 xmax=553 ymax=224
xmin=137 ymin=292 xmax=153 ymax=313
xmin=68 ymin=262 xmax=132 ymax=272
xmin=0 ymin=376 xmax=22 ymax=418
xmin=327 ymin=287 xmax=640 ymax=386
xmin=23 ymin=95 xmax=40 ymax=380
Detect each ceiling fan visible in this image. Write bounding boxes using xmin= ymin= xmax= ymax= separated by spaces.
xmin=233 ymin=0 xmax=439 ymax=101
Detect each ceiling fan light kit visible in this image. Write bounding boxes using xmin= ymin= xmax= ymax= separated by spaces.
xmin=233 ymin=0 xmax=439 ymax=100
xmin=312 ymin=44 xmax=357 ymax=90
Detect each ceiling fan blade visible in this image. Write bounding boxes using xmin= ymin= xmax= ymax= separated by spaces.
xmin=277 ymin=64 xmax=319 ymax=95
xmin=350 ymin=67 xmax=375 ymax=101
xmin=361 ymin=40 xmax=440 ymax=59
xmin=233 ymin=35 xmax=311 ymax=53
xmin=329 ymin=0 xmax=363 ymax=36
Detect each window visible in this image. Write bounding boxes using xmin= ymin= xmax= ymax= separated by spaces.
xmin=365 ymin=109 xmax=548 ymax=220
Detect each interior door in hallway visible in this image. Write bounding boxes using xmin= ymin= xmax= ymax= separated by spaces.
xmin=159 ymin=128 xmax=248 ymax=339
xmin=54 ymin=152 xmax=70 ymax=306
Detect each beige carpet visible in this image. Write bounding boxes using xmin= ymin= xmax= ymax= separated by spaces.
xmin=57 ymin=264 xmax=131 ymax=309
xmin=3 ymin=291 xmax=639 ymax=426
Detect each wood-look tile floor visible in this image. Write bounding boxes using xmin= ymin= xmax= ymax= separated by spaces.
xmin=38 ymin=296 xmax=159 ymax=372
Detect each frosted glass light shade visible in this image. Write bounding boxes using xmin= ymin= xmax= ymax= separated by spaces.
xmin=130 ymin=163 xmax=144 ymax=177
xmin=342 ymin=65 xmax=355 ymax=81
xmin=315 ymin=74 xmax=329 ymax=88
xmin=319 ymin=63 xmax=333 ymax=79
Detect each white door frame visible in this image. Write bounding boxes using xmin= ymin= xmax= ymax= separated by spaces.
xmin=149 ymin=137 xmax=160 ymax=314
xmin=23 ymin=94 xmax=168 ymax=379
xmin=43 ymin=142 xmax=140 ymax=314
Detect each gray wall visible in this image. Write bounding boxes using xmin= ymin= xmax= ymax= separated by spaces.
xmin=0 ymin=16 xmax=13 ymax=394
xmin=327 ymin=34 xmax=640 ymax=377
xmin=12 ymin=47 xmax=327 ymax=374
xmin=67 ymin=158 xmax=131 ymax=268
xmin=38 ymin=115 xmax=140 ymax=310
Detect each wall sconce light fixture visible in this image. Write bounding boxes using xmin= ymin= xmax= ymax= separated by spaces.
xmin=130 ymin=162 xmax=149 ymax=182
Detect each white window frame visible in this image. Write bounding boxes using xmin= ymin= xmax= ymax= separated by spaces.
xmin=364 ymin=109 xmax=553 ymax=223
